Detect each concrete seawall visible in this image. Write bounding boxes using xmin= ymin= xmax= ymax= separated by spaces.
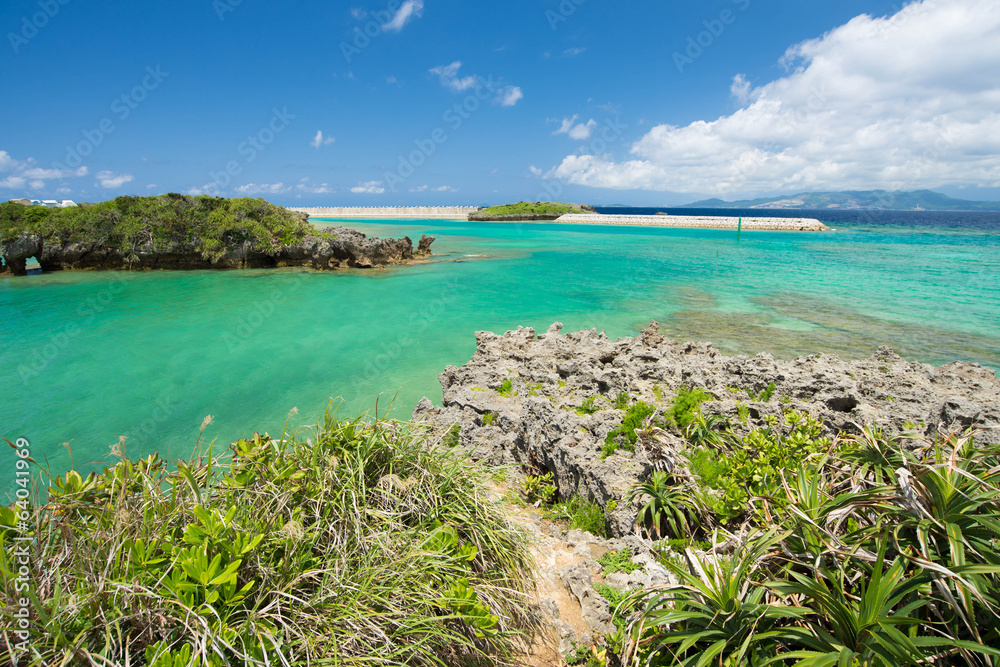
xmin=289 ymin=206 xmax=480 ymax=219
xmin=554 ymin=213 xmax=830 ymax=231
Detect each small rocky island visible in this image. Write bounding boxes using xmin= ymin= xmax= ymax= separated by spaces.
xmin=0 ymin=195 xmax=434 ymax=275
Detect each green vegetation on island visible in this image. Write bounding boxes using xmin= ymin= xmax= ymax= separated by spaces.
xmin=0 ymin=195 xmax=314 ymax=263
xmin=469 ymin=201 xmax=593 ymax=220
xmin=0 ymin=410 xmax=534 ymax=666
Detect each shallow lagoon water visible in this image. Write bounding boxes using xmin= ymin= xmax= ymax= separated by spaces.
xmin=2 ymin=213 xmax=998 ymax=480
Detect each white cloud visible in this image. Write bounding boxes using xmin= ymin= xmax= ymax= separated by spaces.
xmin=383 ymin=0 xmax=423 ymax=32
xmin=430 ymin=61 xmax=479 ymax=92
xmin=96 ymin=171 xmax=134 ymax=189
xmin=497 ymin=85 xmax=523 ymax=107
xmin=0 ymin=153 xmax=88 ymax=191
xmin=350 ymin=7 xmax=367 ymax=20
xmin=146 ymin=184 xmax=158 ymax=189
xmin=553 ymin=116 xmax=597 ymax=140
xmin=0 ymin=176 xmax=27 ymax=189
xmin=410 ymin=185 xmax=457 ymax=192
xmin=187 ymin=184 xmax=221 ymax=196
xmin=529 ymin=165 xmax=543 ymax=177
xmin=310 ymin=130 xmax=336 ymax=149
xmin=234 ymin=183 xmax=291 ymax=195
xmin=431 ymin=63 xmax=522 ymax=107
xmin=297 ymin=182 xmax=333 ymax=194
xmin=730 ymin=73 xmax=751 ymax=105
xmin=386 ymin=75 xmax=398 ymax=84
xmin=550 ymin=0 xmax=1000 ymax=195
xmin=563 ymin=47 xmax=586 ymax=57
xmin=351 ymin=180 xmax=386 ymax=194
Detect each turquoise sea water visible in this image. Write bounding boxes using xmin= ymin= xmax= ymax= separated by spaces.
xmin=2 ymin=215 xmax=999 ymax=482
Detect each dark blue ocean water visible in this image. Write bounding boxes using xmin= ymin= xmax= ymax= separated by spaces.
xmin=597 ymin=207 xmax=1000 ymax=232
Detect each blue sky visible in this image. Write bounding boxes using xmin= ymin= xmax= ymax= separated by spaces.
xmin=2 ymin=0 xmax=999 ymax=206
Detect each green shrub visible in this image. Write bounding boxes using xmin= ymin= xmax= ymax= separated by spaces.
xmin=593 ymin=583 xmax=635 ymax=630
xmin=612 ymin=391 xmax=631 ymax=410
xmin=0 ymin=412 xmax=535 ymax=666
xmin=577 ymin=395 xmax=601 ymax=416
xmin=497 ymin=378 xmax=515 ymax=397
xmin=625 ymin=470 xmax=707 ymax=539
xmin=597 ymin=548 xmax=642 ymax=575
xmin=521 ymin=473 xmax=556 ymax=504
xmin=603 ymin=401 xmax=656 ymax=458
xmin=482 ymin=411 xmax=496 ymax=426
xmin=687 ymin=412 xmax=831 ymax=522
xmin=745 ymin=381 xmax=776 ymax=402
xmin=665 ymin=386 xmax=711 ymax=430
xmin=543 ymin=496 xmax=608 ymax=537
xmin=624 ymin=430 xmax=1000 ymax=667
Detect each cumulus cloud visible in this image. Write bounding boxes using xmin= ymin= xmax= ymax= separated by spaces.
xmin=383 ymin=0 xmax=423 ymax=32
xmin=311 ymin=130 xmax=336 ymax=149
xmin=553 ymin=116 xmax=598 ymax=140
xmin=234 ymin=183 xmax=290 ymax=195
xmin=96 ymin=171 xmax=134 ymax=189
xmin=550 ymin=0 xmax=1000 ymax=195
xmin=0 ymin=176 xmax=27 ymax=189
xmin=529 ymin=165 xmax=543 ymax=176
xmin=497 ymin=86 xmax=523 ymax=107
xmin=430 ymin=61 xmax=479 ymax=92
xmin=351 ymin=180 xmax=386 ymax=194
xmin=0 ymin=152 xmax=88 ymax=191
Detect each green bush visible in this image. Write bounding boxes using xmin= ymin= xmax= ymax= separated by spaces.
xmin=577 ymin=395 xmax=601 ymax=416
xmin=664 ymin=386 xmax=711 ymax=430
xmin=603 ymin=401 xmax=656 ymax=458
xmin=543 ymin=495 xmax=608 ymax=537
xmin=622 ymin=429 xmax=1000 ymax=667
xmin=0 ymin=412 xmax=534 ymax=666
xmin=497 ymin=378 xmax=515 ymax=397
xmin=597 ymin=548 xmax=642 ymax=576
xmin=521 ymin=473 xmax=556 ymax=504
xmin=687 ymin=412 xmax=831 ymax=522
xmin=612 ymin=391 xmax=631 ymax=410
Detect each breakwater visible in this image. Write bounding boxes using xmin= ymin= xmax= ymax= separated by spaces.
xmin=555 ymin=213 xmax=830 ymax=231
xmin=290 ymin=206 xmax=481 ymax=219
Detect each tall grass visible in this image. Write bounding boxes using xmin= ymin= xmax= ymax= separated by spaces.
xmin=1 ymin=407 xmax=535 ymax=666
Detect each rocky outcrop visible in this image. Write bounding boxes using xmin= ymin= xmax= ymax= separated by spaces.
xmin=1 ymin=227 xmax=434 ymax=275
xmin=413 ymin=322 xmax=1000 ymax=537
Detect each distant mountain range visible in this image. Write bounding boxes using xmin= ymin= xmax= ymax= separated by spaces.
xmin=678 ymin=190 xmax=1000 ymax=211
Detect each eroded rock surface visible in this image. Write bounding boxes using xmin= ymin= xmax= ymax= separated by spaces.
xmin=414 ymin=322 xmax=1000 ymax=537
